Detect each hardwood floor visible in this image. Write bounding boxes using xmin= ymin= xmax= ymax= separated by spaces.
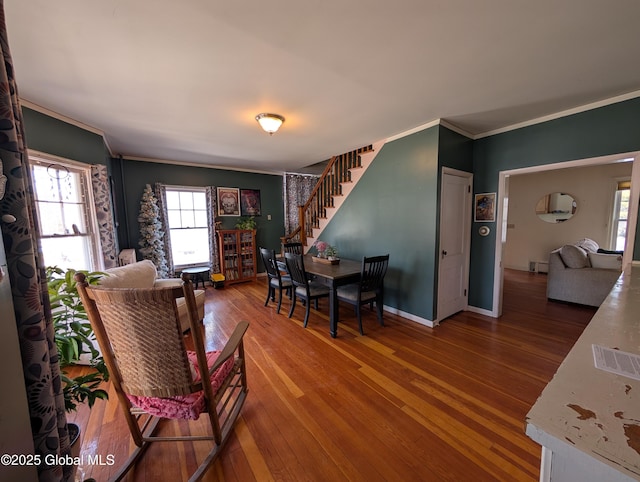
xmin=68 ymin=269 xmax=597 ymax=481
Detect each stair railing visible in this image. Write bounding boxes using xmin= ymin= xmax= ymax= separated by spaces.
xmin=281 ymin=145 xmax=373 ymax=249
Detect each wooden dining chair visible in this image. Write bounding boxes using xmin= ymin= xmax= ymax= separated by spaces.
xmin=337 ymin=254 xmax=389 ymax=335
xmin=259 ymin=247 xmax=292 ymax=314
xmin=284 ymin=252 xmax=330 ymax=328
xmin=75 ymin=272 xmax=249 ymax=482
xmin=283 ymin=242 xmax=304 ymax=255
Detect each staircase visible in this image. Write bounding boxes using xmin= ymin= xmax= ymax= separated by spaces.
xmin=282 ymin=140 xmax=384 ymax=252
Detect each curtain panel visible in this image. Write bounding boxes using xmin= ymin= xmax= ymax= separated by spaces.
xmin=91 ymin=164 xmax=118 ymax=269
xmin=0 ymin=3 xmax=70 ymax=479
xmin=205 ymin=186 xmax=220 ymax=273
xmin=283 ymin=174 xmax=319 ymax=235
xmin=154 ymin=183 xmax=174 ymax=276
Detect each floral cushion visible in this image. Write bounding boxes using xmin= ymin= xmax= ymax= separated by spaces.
xmin=126 ymin=350 xmax=235 ymax=420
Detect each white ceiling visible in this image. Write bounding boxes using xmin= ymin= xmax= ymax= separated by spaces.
xmin=6 ymin=1 xmax=640 ymax=173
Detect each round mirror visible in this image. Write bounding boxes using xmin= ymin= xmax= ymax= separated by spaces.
xmin=536 ymin=192 xmax=577 ymax=223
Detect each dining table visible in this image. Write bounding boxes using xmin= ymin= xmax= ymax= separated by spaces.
xmin=301 ymin=255 xmax=362 ymax=338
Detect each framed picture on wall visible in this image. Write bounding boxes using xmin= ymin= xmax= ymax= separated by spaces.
xmin=217 ymin=187 xmax=240 ymax=216
xmin=240 ymin=189 xmax=261 ymax=216
xmin=474 ymin=192 xmax=496 ymax=222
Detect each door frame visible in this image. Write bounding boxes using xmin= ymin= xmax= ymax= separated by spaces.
xmin=437 ymin=167 xmax=473 ymax=323
xmin=492 ymin=151 xmax=640 ymax=317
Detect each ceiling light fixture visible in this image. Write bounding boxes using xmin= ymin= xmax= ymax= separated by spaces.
xmin=255 ymin=113 xmax=285 ymax=135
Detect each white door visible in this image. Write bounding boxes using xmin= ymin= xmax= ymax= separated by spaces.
xmin=437 ymin=169 xmax=472 ymax=322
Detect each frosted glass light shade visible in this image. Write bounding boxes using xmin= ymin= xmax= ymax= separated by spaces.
xmin=255 ymin=113 xmax=285 ymax=134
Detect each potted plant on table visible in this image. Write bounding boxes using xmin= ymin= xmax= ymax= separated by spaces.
xmin=312 ymin=241 xmax=339 ymax=264
xmin=325 ymin=245 xmax=339 ymax=261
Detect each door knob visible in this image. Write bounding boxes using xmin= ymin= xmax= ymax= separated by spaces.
xmin=442 ymin=250 xmax=447 ymax=256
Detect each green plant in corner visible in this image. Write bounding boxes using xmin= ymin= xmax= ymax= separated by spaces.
xmin=46 ymin=266 xmax=110 ymax=412
xmin=235 ymin=216 xmax=256 ymax=230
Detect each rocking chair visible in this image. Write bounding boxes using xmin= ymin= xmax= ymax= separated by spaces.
xmin=75 ymin=272 xmax=249 ymax=482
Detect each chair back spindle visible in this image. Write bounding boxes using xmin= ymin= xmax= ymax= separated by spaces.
xmin=361 ymin=255 xmax=390 ymax=294
xmin=283 ymin=242 xmax=304 ymax=255
xmin=284 ymin=252 xmax=308 ymax=289
xmin=260 ymin=247 xmax=280 ymax=278
xmin=283 ymin=252 xmax=329 ymax=327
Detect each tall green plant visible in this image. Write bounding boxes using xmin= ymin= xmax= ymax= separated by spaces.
xmin=46 ymin=266 xmax=110 ymax=412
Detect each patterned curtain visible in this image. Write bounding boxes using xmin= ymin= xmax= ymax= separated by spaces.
xmin=284 ymin=173 xmax=319 ymax=235
xmin=154 ymin=183 xmax=174 ymax=276
xmin=91 ymin=164 xmax=118 ymax=269
xmin=205 ymin=186 xmax=220 ymax=273
xmin=0 ymin=3 xmax=70 ymax=480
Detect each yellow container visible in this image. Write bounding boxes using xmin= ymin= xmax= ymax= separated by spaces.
xmin=210 ymin=273 xmax=225 ymax=289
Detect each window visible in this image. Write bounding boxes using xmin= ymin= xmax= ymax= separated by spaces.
xmin=610 ymin=180 xmax=631 ymax=251
xmin=165 ymin=187 xmax=210 ymax=267
xmin=30 ymin=156 xmax=100 ymax=270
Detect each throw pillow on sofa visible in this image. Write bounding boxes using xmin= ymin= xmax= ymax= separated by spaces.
xmin=559 ymin=244 xmax=590 ymax=268
xmin=575 ymin=238 xmax=599 ymax=253
xmin=588 ymin=252 xmax=622 ymax=270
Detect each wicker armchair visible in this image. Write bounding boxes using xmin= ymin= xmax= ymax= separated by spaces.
xmin=75 ymin=272 xmax=249 ymax=482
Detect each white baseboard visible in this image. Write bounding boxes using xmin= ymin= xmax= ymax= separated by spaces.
xmin=466 ymin=305 xmax=497 ymax=318
xmin=383 ymin=305 xmax=437 ymax=328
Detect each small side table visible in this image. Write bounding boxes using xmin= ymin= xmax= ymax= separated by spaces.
xmin=181 ymin=266 xmax=210 ymax=289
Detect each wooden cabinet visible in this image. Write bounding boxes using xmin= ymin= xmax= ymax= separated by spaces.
xmin=217 ymin=229 xmax=257 ymax=284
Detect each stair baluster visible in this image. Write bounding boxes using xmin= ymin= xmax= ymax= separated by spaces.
xmin=282 ymin=145 xmax=373 ymax=250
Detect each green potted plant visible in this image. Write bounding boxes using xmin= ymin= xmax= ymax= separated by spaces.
xmin=47 ymin=266 xmax=110 ymax=412
xmin=235 ymin=216 xmax=256 ymax=230
xmin=46 ymin=266 xmax=110 ymax=471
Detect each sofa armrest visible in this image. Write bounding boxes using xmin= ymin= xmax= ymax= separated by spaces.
xmin=548 ymin=250 xmax=566 ymax=271
xmin=154 ymin=278 xmax=182 ymax=288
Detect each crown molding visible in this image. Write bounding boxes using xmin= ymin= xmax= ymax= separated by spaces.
xmin=475 ymin=89 xmax=640 ymax=139
xmin=384 ymin=90 xmax=640 ymax=145
xmin=122 ymin=155 xmax=283 ymax=176
xmin=20 ymin=98 xmax=115 ymax=156
xmin=384 ymin=118 xmax=475 ymax=144
xmin=385 ymin=119 xmax=441 ymax=143
xmin=439 ymin=119 xmax=474 ymax=139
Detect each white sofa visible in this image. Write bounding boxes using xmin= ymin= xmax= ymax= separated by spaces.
xmin=546 ymin=239 xmax=622 ymax=307
xmin=98 ymin=260 xmax=206 ymax=332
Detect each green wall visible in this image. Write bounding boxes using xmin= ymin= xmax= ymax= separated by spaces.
xmin=21 ymin=107 xmax=284 ymax=274
xmin=438 ymin=126 xmax=475 ymax=173
xmin=21 ymin=98 xmax=640 ymax=320
xmin=319 ymin=127 xmax=441 ymax=320
xmin=318 ymin=125 xmax=473 ymax=321
xmin=22 ymin=107 xmax=108 ymax=165
xmin=470 ymin=97 xmax=640 ymax=310
xmin=114 ymin=158 xmax=284 ymax=269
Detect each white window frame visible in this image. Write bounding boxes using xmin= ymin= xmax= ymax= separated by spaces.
xmin=609 ymin=178 xmax=631 ymax=251
xmin=29 ymin=151 xmax=102 ymax=270
xmin=164 ymin=186 xmax=210 ymax=269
